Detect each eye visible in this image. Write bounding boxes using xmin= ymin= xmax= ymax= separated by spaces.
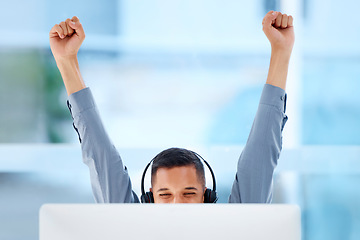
xmin=159 ymin=193 xmax=171 ymax=198
xmin=183 ymin=192 xmax=196 ymax=197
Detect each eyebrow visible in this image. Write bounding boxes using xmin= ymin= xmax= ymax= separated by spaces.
xmin=156 ymin=187 xmax=198 ymax=192
xmin=157 ymin=188 xmax=169 ymax=192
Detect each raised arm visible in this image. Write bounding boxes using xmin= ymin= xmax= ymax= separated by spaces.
xmin=49 ymin=17 xmax=139 ymax=203
xmin=228 ymin=11 xmax=294 ymax=203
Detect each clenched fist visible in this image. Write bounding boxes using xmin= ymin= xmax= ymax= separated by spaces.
xmin=49 ymin=16 xmax=85 ymax=61
xmin=262 ymin=11 xmax=295 ymax=54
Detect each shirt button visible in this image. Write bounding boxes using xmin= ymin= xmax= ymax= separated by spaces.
xmin=280 ymin=96 xmax=284 ymax=101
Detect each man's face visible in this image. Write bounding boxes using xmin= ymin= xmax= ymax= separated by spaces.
xmin=151 ymin=166 xmax=205 ymax=203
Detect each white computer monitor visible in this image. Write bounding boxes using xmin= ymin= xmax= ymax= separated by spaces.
xmin=40 ymin=204 xmax=301 ymax=240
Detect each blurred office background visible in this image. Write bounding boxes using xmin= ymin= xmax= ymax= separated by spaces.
xmin=0 ymin=0 xmax=359 ymax=239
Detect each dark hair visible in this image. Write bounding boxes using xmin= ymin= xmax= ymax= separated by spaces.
xmin=151 ymin=147 xmax=205 ymax=188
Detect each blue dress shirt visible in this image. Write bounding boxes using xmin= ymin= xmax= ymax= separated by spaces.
xmin=67 ymin=84 xmax=287 ymax=203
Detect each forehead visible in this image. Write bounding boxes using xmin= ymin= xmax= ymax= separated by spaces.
xmin=152 ymin=166 xmax=202 ymax=189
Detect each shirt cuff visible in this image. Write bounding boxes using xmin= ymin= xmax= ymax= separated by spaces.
xmin=67 ymin=87 xmax=96 ymax=117
xmin=260 ymin=84 xmax=287 ymax=113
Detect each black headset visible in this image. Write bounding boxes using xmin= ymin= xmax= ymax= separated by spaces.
xmin=140 ymin=151 xmax=218 ymax=203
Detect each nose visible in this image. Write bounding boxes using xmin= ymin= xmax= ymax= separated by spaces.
xmin=173 ymin=196 xmax=185 ymax=204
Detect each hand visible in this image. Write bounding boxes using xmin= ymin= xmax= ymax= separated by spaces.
xmin=49 ymin=16 xmax=85 ymax=61
xmin=262 ymin=11 xmax=295 ymax=54
xmin=49 ymin=16 xmax=86 ymax=95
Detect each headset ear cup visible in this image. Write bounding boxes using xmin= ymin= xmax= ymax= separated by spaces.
xmin=204 ymin=189 xmax=217 ymax=203
xmin=204 ymin=188 xmax=212 ymax=203
xmin=204 ymin=189 xmax=210 ymax=203
xmin=147 ymin=192 xmax=154 ymax=203
xmin=140 ymin=194 xmax=148 ymax=203
xmin=210 ymin=190 xmax=218 ymax=203
xmin=141 ymin=192 xmax=154 ymax=203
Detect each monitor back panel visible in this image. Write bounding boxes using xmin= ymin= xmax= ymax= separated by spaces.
xmin=40 ymin=204 xmax=301 ymax=240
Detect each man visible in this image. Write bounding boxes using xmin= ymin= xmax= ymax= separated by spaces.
xmin=49 ymin=10 xmax=294 ymax=203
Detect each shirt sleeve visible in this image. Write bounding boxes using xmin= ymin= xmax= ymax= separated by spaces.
xmin=228 ymin=84 xmax=288 ymax=203
xmin=67 ymin=87 xmax=140 ymax=203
